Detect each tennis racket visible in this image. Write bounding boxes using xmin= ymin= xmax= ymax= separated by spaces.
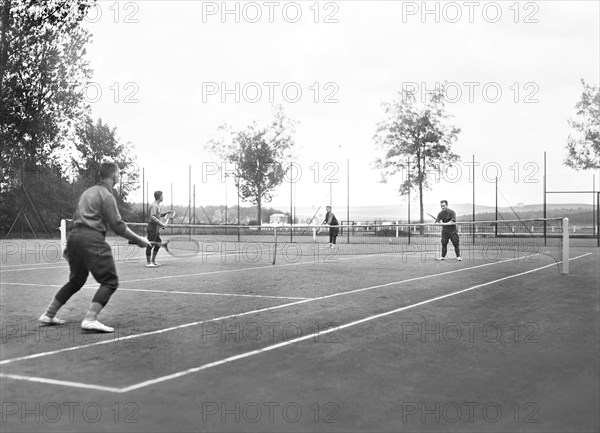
xmin=160 ymin=210 xmax=176 ymax=229
xmin=130 ymin=237 xmax=199 ymax=258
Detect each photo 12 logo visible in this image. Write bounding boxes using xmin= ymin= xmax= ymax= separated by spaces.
xmin=200 ymin=320 xmax=339 ymax=344
xmin=400 ymin=401 xmax=539 ymax=424
xmin=201 ymin=401 xmax=339 ymax=424
xmin=75 ymin=1 xmax=141 ymax=24
xmin=201 ymin=161 xmax=340 ymax=184
xmin=201 ymin=82 xmax=340 ymax=104
xmin=201 ymin=2 xmax=340 ymax=24
xmin=401 ymin=2 xmax=540 ymax=24
xmin=1 ymin=402 xmax=139 ymax=424
xmin=83 ymin=82 xmax=140 ymax=104
xmin=402 ymin=82 xmax=540 ymax=104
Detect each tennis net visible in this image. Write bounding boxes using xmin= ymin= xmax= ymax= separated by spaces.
xmin=115 ymin=218 xmax=569 ymax=269
xmin=60 ymin=218 xmax=569 ymax=271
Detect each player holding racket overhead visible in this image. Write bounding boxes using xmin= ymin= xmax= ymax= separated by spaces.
xmin=322 ymin=206 xmax=339 ymax=248
xmin=38 ymin=162 xmax=150 ymax=332
xmin=146 ymin=191 xmax=170 ymax=267
xmin=435 ymin=200 xmax=462 ymax=261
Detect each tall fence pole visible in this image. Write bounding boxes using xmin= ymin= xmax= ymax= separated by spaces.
xmin=543 ymin=152 xmax=547 ymax=246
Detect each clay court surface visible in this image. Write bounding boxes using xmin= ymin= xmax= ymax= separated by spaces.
xmin=1 ymin=238 xmax=598 ymax=432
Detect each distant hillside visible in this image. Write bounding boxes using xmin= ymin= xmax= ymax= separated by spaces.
xmin=302 ymin=203 xmax=591 ymax=225
xmin=128 ymin=202 xmax=596 ymax=226
xmin=291 ymin=204 xmax=594 ymax=223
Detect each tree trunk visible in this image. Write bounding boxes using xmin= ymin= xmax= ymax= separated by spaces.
xmin=257 ymin=185 xmax=262 ymax=226
xmin=419 ymin=181 xmax=424 ymax=225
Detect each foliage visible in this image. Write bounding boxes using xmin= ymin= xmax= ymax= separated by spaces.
xmin=564 ymin=79 xmax=600 ymax=170
xmin=206 ymin=105 xmax=297 ymax=225
xmin=0 ymin=0 xmax=94 ymax=186
xmin=373 ymin=86 xmax=461 ymax=223
xmin=71 ymin=116 xmax=140 ymax=215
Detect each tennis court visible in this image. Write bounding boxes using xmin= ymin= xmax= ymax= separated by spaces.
xmin=0 ymin=227 xmax=598 ymax=432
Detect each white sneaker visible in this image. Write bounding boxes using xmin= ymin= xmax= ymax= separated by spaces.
xmin=38 ymin=314 xmax=65 ymax=325
xmin=152 ymin=262 xmax=160 ymax=267
xmin=457 ymin=257 xmax=462 ymax=261
xmin=436 ymin=257 xmax=446 ymax=261
xmin=146 ymin=263 xmax=157 ymax=268
xmin=81 ymin=320 xmax=114 ymax=333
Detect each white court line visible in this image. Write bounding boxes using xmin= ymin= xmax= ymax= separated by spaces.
xmin=0 ymin=262 xmax=66 ymax=269
xmin=1 ymin=265 xmax=69 ymax=273
xmin=93 ymin=287 xmax=312 ymax=300
xmin=0 ymin=282 xmax=311 ymax=300
xmin=0 ymin=373 xmax=122 ymax=393
xmin=1 ymin=253 xmax=591 ymax=393
xmin=0 ymin=253 xmax=551 ymax=366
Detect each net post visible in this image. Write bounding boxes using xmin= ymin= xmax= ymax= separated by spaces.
xmin=561 ymin=217 xmax=569 ymax=275
xmin=60 ymin=219 xmax=67 ymax=260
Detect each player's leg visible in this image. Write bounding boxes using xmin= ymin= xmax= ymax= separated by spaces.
xmin=332 ymin=227 xmax=339 ymax=245
xmin=437 ymin=232 xmax=449 ymax=260
xmin=39 ymin=233 xmax=89 ymax=324
xmin=82 ymin=234 xmax=119 ymax=332
xmin=151 ymin=232 xmax=162 ymax=266
xmin=146 ymin=225 xmax=159 ymax=267
xmin=451 ymin=233 xmax=461 ymax=260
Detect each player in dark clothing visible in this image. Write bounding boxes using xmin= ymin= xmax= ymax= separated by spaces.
xmin=435 ymin=200 xmax=462 ymax=261
xmin=146 ymin=191 xmax=169 ymax=267
xmin=38 ymin=162 xmax=150 ymax=332
xmin=322 ymin=206 xmax=339 ymax=248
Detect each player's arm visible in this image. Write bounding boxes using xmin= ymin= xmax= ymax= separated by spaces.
xmin=448 ymin=210 xmax=457 ymax=224
xmin=151 ymin=215 xmax=166 ymax=228
xmin=149 ymin=205 xmax=166 ymax=228
xmin=439 ymin=211 xmax=456 ymax=225
xmin=103 ymin=196 xmax=150 ymax=247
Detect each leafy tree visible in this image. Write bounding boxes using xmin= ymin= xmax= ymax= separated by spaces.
xmin=564 ymin=80 xmax=600 ymax=170
xmin=0 ymin=0 xmax=93 ymax=234
xmin=71 ymin=116 xmax=140 ymax=216
xmin=207 ymin=106 xmax=297 ymax=225
xmin=1 ymin=0 xmax=94 ymax=184
xmin=373 ymin=87 xmax=461 ymax=223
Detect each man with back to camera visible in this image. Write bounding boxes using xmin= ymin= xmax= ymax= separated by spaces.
xmin=435 ymin=200 xmax=462 ymax=261
xmin=38 ymin=162 xmax=150 ymax=332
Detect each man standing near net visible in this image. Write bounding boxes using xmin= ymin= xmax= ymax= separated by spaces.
xmin=146 ymin=190 xmax=169 ymax=268
xmin=38 ymin=162 xmax=150 ymax=332
xmin=435 ymin=200 xmax=462 ymax=261
xmin=322 ymin=206 xmax=339 ymax=248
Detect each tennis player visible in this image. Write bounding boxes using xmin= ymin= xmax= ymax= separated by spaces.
xmin=38 ymin=162 xmax=150 ymax=332
xmin=146 ymin=190 xmax=169 ymax=267
xmin=435 ymin=200 xmax=462 ymax=261
xmin=322 ymin=206 xmax=339 ymax=248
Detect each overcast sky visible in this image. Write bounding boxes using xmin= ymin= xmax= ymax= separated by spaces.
xmin=80 ymin=0 xmax=600 ymax=214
